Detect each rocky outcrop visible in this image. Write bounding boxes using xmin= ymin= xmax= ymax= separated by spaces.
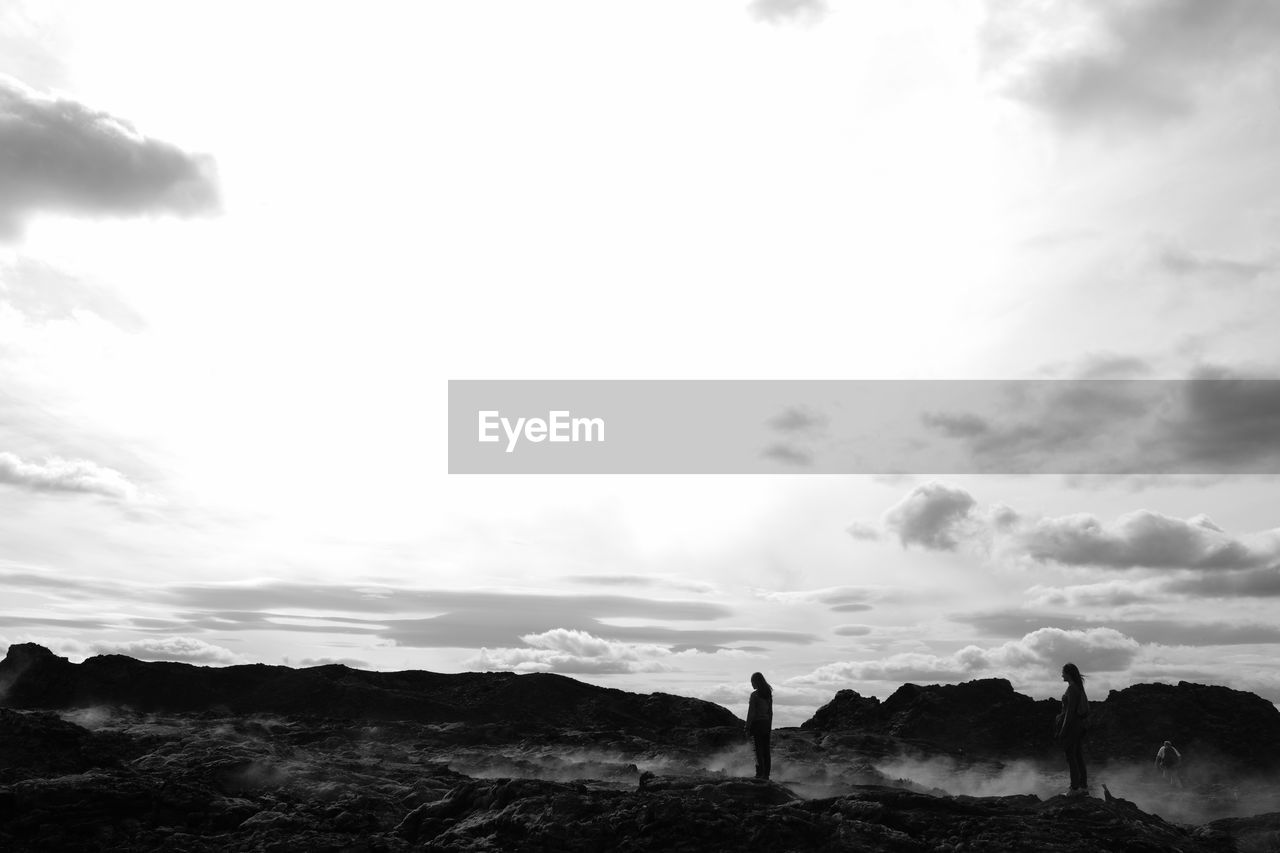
xmin=0 ymin=644 xmax=738 ymax=743
xmin=802 ymin=676 xmax=1280 ymax=774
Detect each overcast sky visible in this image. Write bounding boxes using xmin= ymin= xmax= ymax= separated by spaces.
xmin=2 ymin=0 xmax=1280 ymax=725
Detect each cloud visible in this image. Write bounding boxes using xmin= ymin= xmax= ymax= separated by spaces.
xmin=0 ymin=75 xmax=219 ymax=238
xmin=1156 ymin=246 xmax=1272 ymax=284
xmin=1015 ymin=509 xmax=1270 ymax=569
xmin=91 ymin=636 xmax=240 ymax=665
xmin=1163 ymin=566 xmax=1280 ymax=598
xmin=865 ymin=480 xmax=1280 ymax=570
xmin=470 ymin=629 xmax=684 ymax=674
xmin=747 ymin=0 xmax=828 ymax=25
xmin=760 ymin=442 xmax=812 ymax=467
xmin=562 ymin=573 xmax=716 ymax=593
xmin=1025 ymin=580 xmax=1159 ymax=609
xmin=833 ymin=624 xmax=872 ymax=637
xmin=980 ymin=0 xmax=1280 ymax=131
xmin=914 ymin=375 xmax=1280 ymax=475
xmin=881 ymin=481 xmax=978 ymax=550
xmin=297 ymin=656 xmax=371 ymax=669
xmin=0 ymin=451 xmax=139 ymax=500
xmin=955 ymin=608 xmax=1280 ymax=647
xmin=1163 ymin=368 xmax=1280 ymax=469
xmin=159 ymin=581 xmax=818 ymax=652
xmin=767 ymin=406 xmax=828 ymax=434
xmin=791 ymin=627 xmax=1141 ymax=687
xmin=755 ymin=585 xmax=903 ymax=610
xmin=0 ymin=255 xmax=145 ymax=330
xmin=845 ymin=520 xmax=882 ymax=541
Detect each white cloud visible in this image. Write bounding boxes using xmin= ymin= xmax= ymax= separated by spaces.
xmin=0 ymin=451 xmax=139 ymax=500
xmin=91 ymin=636 xmax=241 ymax=665
xmin=791 ymin=627 xmax=1141 ymax=687
xmin=470 ymin=628 xmax=679 ymax=674
xmin=747 ymin=0 xmax=828 ymax=25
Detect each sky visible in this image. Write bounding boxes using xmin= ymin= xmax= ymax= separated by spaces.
xmin=2 ymin=0 xmax=1279 ymax=726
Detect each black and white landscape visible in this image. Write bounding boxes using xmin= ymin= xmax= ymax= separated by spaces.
xmin=4 ymin=1 xmax=1280 ymax=850
xmin=3 ymin=643 xmax=1280 ymax=851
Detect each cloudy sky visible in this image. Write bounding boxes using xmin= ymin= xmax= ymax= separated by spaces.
xmin=3 ymin=0 xmax=1280 ymax=725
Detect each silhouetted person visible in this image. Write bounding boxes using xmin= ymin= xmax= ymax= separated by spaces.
xmin=745 ymin=672 xmax=773 ymax=780
xmin=1155 ymin=740 xmax=1183 ymax=787
xmin=1055 ymin=662 xmax=1089 ymax=795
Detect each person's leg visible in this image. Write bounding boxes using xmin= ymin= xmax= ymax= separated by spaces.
xmin=1074 ymin=735 xmax=1087 ymax=790
xmin=1064 ymin=732 xmax=1085 ymax=789
xmin=752 ymin=728 xmax=771 ymax=779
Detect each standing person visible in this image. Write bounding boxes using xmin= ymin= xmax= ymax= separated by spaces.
xmin=1056 ymin=662 xmax=1089 ymax=795
xmin=745 ymin=672 xmax=773 ymax=780
xmin=1155 ymin=741 xmax=1183 ymax=787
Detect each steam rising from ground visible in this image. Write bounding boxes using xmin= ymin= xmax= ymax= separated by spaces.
xmin=29 ymin=709 xmax=1280 ymax=827
xmin=873 ymin=753 xmax=1268 ymax=825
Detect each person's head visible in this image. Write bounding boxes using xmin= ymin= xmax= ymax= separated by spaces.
xmin=1163 ymin=741 xmax=1173 ymax=747
xmin=750 ymin=672 xmax=771 ymax=695
xmin=1061 ymin=662 xmax=1084 ymax=685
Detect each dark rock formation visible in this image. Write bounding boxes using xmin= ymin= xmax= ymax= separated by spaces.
xmin=802 ymin=675 xmax=1280 ymax=775
xmin=0 ymin=643 xmax=738 ymax=744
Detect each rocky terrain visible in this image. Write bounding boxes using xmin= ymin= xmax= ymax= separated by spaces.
xmin=2 ymin=644 xmax=1279 ymax=852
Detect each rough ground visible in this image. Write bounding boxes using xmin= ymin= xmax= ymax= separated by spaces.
xmin=1 ymin=707 xmax=1276 ymax=852
xmin=3 ymin=644 xmax=1280 ymax=851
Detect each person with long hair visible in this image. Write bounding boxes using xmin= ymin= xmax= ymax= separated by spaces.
xmin=1056 ymin=662 xmax=1089 ymax=795
xmin=745 ymin=672 xmax=773 ymax=780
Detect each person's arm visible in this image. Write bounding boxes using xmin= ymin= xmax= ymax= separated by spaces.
xmin=746 ymin=691 xmax=758 ymax=733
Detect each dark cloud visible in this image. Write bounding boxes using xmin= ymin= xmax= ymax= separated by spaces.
xmin=828 ymin=603 xmax=873 ymax=614
xmin=158 ymin=581 xmax=815 ymax=653
xmin=918 ymin=377 xmax=1280 ymax=475
xmin=0 ymin=75 xmax=219 ymax=238
xmin=0 ymin=614 xmax=115 ymax=630
xmin=981 ymin=0 xmax=1280 ymax=131
xmin=882 ymin=481 xmax=977 ymax=550
xmin=0 ymin=256 xmax=145 ymax=330
xmin=0 ymin=450 xmax=139 ymax=500
xmin=767 ymin=406 xmax=828 ymax=434
xmin=747 ymin=0 xmax=828 ymax=25
xmin=833 ymin=625 xmax=872 ymax=637
xmin=1162 ymin=369 xmax=1280 ymax=469
xmin=760 ymin=442 xmax=813 ymax=467
xmin=1162 ymin=566 xmax=1280 ymax=598
xmin=167 ymin=583 xmax=731 ymax=620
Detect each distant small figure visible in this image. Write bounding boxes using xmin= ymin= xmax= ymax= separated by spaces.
xmin=1155 ymin=740 xmax=1183 ymax=787
xmin=745 ymin=672 xmax=773 ymax=780
xmin=1055 ymin=662 xmax=1089 ymax=795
